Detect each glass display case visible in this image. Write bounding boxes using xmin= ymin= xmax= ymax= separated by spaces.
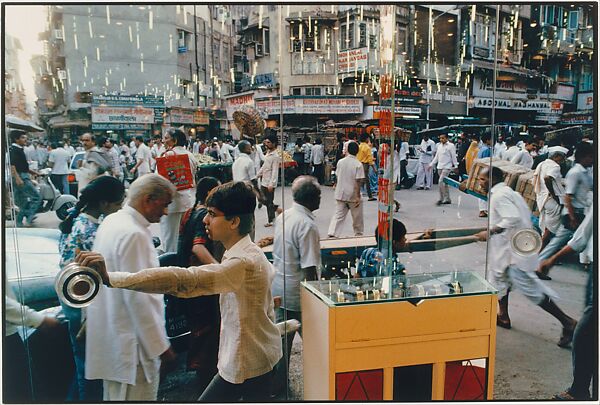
xmin=302 ymin=270 xmax=496 ymax=306
xmin=301 ymin=270 xmax=498 ymax=401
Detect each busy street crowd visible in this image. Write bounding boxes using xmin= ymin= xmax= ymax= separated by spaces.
xmin=6 ymin=124 xmax=595 ymax=402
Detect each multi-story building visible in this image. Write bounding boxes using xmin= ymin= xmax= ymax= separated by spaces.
xmin=5 ymin=34 xmax=30 ymax=120
xmin=34 ymin=5 xmax=236 ymax=139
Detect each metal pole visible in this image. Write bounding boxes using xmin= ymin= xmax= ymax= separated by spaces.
xmin=426 ymin=6 xmax=432 ymax=129
xmin=485 ymin=5 xmax=501 ymax=282
xmin=193 ymin=5 xmax=200 ymax=106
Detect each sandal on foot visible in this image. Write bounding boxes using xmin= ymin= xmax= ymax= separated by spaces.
xmin=535 ymin=271 xmax=552 ymax=281
xmin=496 ymin=315 xmax=511 ymax=329
xmin=558 ymin=322 xmax=577 ymax=348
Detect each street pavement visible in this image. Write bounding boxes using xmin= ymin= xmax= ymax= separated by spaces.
xmin=10 ymin=180 xmax=588 ymax=400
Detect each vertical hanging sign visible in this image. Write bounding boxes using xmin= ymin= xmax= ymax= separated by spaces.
xmin=377 ymin=5 xmax=396 ymax=262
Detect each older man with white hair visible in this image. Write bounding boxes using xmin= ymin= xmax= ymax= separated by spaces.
xmin=85 ymin=174 xmax=178 ymax=400
xmin=533 ymin=145 xmax=569 ymax=250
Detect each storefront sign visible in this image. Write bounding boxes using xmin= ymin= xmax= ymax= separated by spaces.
xmin=92 ymin=94 xmax=165 ymax=123
xmin=472 ymin=97 xmax=563 ymax=113
xmin=472 ymin=76 xmax=529 ymax=100
xmin=394 ymin=87 xmax=423 ymax=103
xmin=577 ymin=92 xmax=593 ymax=110
xmin=255 ymin=97 xmax=363 ymax=115
xmin=92 ymin=123 xmax=150 ymax=130
xmin=225 ymin=93 xmax=255 ymax=119
xmin=562 ymin=111 xmax=594 ymax=125
xmin=337 ymin=47 xmax=369 ymax=74
xmin=167 ymin=108 xmax=209 ymax=125
xmin=241 ymin=73 xmax=276 ymax=91
xmin=92 ymin=106 xmax=155 ymax=124
xmin=374 ymin=106 xmax=422 ymax=115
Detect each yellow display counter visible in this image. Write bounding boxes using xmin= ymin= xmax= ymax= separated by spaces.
xmin=301 ymin=271 xmax=498 ymax=401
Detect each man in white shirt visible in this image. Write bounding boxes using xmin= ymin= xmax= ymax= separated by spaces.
xmin=151 ymin=137 xmax=166 ymax=171
xmin=533 ymin=146 xmax=569 ymax=249
xmin=76 ymin=181 xmax=282 ymax=401
xmin=310 ymin=138 xmax=325 ymax=184
xmin=84 ymin=174 xmax=178 ymax=400
xmin=474 ymin=166 xmax=577 ymax=347
xmin=510 ymin=137 xmax=537 ymax=169
xmin=218 ymin=139 xmax=235 ymax=163
xmin=493 ymin=134 xmax=507 ymax=158
xmin=536 ymin=142 xmax=593 ymax=279
xmin=328 ymin=141 xmax=365 ymax=237
xmin=429 ymin=134 xmax=458 ymax=205
xmin=131 ymin=136 xmax=152 ymax=178
xmin=48 ymin=141 xmax=71 ymax=194
xmin=64 ymin=139 xmax=76 ymax=158
xmin=257 ymin=134 xmax=281 ymax=227
xmin=192 ymin=137 xmax=201 ymax=154
xmin=271 ymin=176 xmax=321 ymax=397
xmin=301 ymin=137 xmax=312 ymax=175
xmin=101 ymin=137 xmax=123 ymax=181
xmin=501 ymin=137 xmax=520 ymax=161
xmin=415 ymin=134 xmax=436 ymax=190
xmin=398 ymin=136 xmax=410 ymax=187
xmin=232 ymin=140 xmax=261 ymax=194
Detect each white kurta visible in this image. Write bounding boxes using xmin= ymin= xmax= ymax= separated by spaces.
xmin=86 ymin=206 xmax=170 ymax=386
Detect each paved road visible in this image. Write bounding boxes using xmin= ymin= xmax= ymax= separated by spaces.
xmin=8 ymin=180 xmax=587 ymax=400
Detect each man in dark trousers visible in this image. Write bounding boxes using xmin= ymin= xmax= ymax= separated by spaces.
xmin=9 ymin=130 xmax=42 ymax=227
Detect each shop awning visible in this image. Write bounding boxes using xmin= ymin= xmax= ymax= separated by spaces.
xmin=5 ymin=115 xmax=44 ymax=132
xmin=465 ymin=60 xmax=551 ymax=79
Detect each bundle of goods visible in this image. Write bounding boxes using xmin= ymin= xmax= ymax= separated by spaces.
xmin=194 ymin=154 xmax=217 ymax=166
xmin=515 ymin=171 xmax=537 ymax=213
xmin=277 ymin=149 xmax=295 ymax=163
xmin=466 ymin=158 xmax=529 ymax=194
xmin=232 ymin=105 xmax=265 ymax=140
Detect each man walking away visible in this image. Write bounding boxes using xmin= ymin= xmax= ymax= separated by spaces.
xmin=311 ymin=138 xmax=325 ymax=184
xmin=357 ymin=133 xmax=376 ymax=201
xmin=328 ymin=141 xmax=365 ymax=237
xmin=9 ymin=130 xmax=42 ymax=227
xmin=48 ymin=141 xmax=71 ymax=194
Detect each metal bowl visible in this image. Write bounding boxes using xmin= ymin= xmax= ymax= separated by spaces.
xmin=511 ymin=229 xmax=542 ymax=257
xmin=55 ymin=263 xmax=102 ymax=308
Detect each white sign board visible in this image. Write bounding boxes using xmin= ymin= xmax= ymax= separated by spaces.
xmin=577 ymin=92 xmax=593 ymax=110
xmin=473 ymin=97 xmax=563 ymax=113
xmin=373 ymin=106 xmax=422 ymax=115
xmin=255 ymin=97 xmax=363 ymax=116
xmin=338 ymin=48 xmax=369 ymax=74
xmin=92 ymin=106 xmax=155 ymax=124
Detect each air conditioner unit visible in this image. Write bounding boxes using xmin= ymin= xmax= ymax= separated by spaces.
xmin=255 ymin=42 xmax=264 ymax=57
xmin=54 ymin=29 xmax=63 ymax=40
xmin=57 ymin=70 xmax=67 ymax=80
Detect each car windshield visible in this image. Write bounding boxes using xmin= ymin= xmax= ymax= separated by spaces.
xmin=70 ymin=153 xmax=84 ymax=170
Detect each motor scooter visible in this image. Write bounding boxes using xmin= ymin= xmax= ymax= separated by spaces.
xmin=35 ymin=168 xmax=78 ymax=220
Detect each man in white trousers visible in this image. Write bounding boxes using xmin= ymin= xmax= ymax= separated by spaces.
xmin=328 ymin=141 xmax=365 ymax=238
xmin=415 ymin=134 xmax=436 ymax=190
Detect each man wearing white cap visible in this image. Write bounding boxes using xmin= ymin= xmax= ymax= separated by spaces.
xmin=532 ymin=145 xmax=569 ymax=249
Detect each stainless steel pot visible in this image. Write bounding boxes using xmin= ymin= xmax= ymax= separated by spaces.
xmin=55 ymin=263 xmax=102 ymax=308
